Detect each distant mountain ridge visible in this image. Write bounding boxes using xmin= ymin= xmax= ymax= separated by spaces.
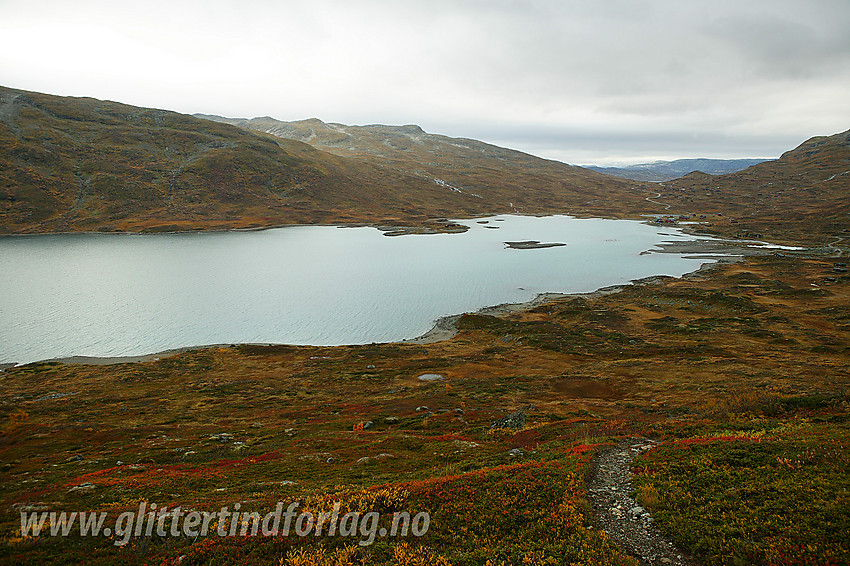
xmin=587 ymin=158 xmax=771 ymax=182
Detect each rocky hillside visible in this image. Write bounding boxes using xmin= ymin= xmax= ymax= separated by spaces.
xmin=0 ymin=86 xmax=496 ymax=233
xmin=0 ymin=86 xmax=639 ymax=234
xmin=197 ymin=114 xmax=645 ymax=219
xmin=658 ymin=129 xmax=850 ymax=245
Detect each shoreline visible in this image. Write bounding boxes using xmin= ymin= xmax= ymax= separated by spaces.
xmin=2 ymin=237 xmax=757 ymax=369
xmin=407 ymin=249 xmax=744 ymax=345
xmin=0 ymin=210 xmax=728 ymax=238
xmin=0 ymin=214 xmax=507 ymax=238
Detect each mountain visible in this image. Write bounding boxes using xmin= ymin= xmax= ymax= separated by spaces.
xmin=195 ymin=114 xmax=645 ymax=218
xmin=658 ymin=129 xmax=850 ymax=245
xmin=199 ymin=115 xmax=850 ymax=245
xmin=2 ymin=86 xmax=847 ymax=246
xmin=0 ymin=86 xmax=640 ymax=234
xmin=0 ymin=86 xmax=491 ymax=233
xmin=586 ymin=158 xmax=770 ymax=182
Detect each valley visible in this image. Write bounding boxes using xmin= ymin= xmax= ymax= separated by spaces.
xmin=0 ymin=86 xmax=848 ymax=565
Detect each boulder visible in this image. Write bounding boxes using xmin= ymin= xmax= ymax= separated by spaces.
xmin=490 ymin=411 xmax=527 ymax=429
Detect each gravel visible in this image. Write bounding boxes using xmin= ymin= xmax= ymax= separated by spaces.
xmin=587 ymin=439 xmax=698 ymax=566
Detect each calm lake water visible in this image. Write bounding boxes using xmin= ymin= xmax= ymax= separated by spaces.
xmin=0 ymin=215 xmax=713 ymax=365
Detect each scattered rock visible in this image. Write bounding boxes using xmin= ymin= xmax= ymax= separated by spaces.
xmin=210 ymin=433 xmax=234 ymax=442
xmin=355 ymin=453 xmax=395 ymax=465
xmin=416 ymin=373 xmax=444 ymax=382
xmin=68 ymin=482 xmax=96 ymax=493
xmin=35 ymin=391 xmax=78 ymax=402
xmin=66 ymin=454 xmax=82 ymax=462
xmin=415 ymin=406 xmax=429 ymax=412
xmin=490 ymin=411 xmax=527 ymax=429
xmin=507 ymin=448 xmax=524 ymax=458
xmin=363 ymin=420 xmax=375 ymax=430
xmin=299 ymin=452 xmax=331 ymax=462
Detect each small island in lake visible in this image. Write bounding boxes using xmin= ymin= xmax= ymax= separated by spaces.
xmin=504 ymin=240 xmax=567 ymax=249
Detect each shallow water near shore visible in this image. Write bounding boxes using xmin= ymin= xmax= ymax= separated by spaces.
xmin=0 ymin=215 xmax=715 ymax=365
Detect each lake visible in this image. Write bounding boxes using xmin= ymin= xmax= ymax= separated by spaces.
xmin=0 ymin=215 xmax=715 ymax=365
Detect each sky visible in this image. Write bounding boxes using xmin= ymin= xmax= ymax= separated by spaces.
xmin=1 ymin=0 xmax=849 ymax=165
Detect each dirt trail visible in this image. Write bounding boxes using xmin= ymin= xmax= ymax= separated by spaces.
xmin=644 ymin=192 xmax=672 ymax=211
xmin=588 ymin=439 xmax=698 ymax=566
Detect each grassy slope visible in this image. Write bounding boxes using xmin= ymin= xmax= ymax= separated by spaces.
xmin=202 ymin=115 xmax=641 ymax=219
xmin=1 ymin=87 xmax=643 ymax=234
xmin=633 ymin=424 xmax=849 ymax=566
xmin=661 ymin=129 xmax=850 ymax=246
xmin=0 ymin=86 xmax=506 ymax=234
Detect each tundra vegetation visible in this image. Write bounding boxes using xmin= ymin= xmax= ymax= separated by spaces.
xmin=1 ymin=256 xmax=847 ymax=565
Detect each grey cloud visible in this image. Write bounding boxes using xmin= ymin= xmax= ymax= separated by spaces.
xmin=437 ymin=121 xmax=804 ymax=164
xmin=0 ymin=0 xmax=848 ymax=163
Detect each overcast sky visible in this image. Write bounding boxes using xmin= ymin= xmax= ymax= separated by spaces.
xmin=2 ymin=0 xmax=849 ymax=165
